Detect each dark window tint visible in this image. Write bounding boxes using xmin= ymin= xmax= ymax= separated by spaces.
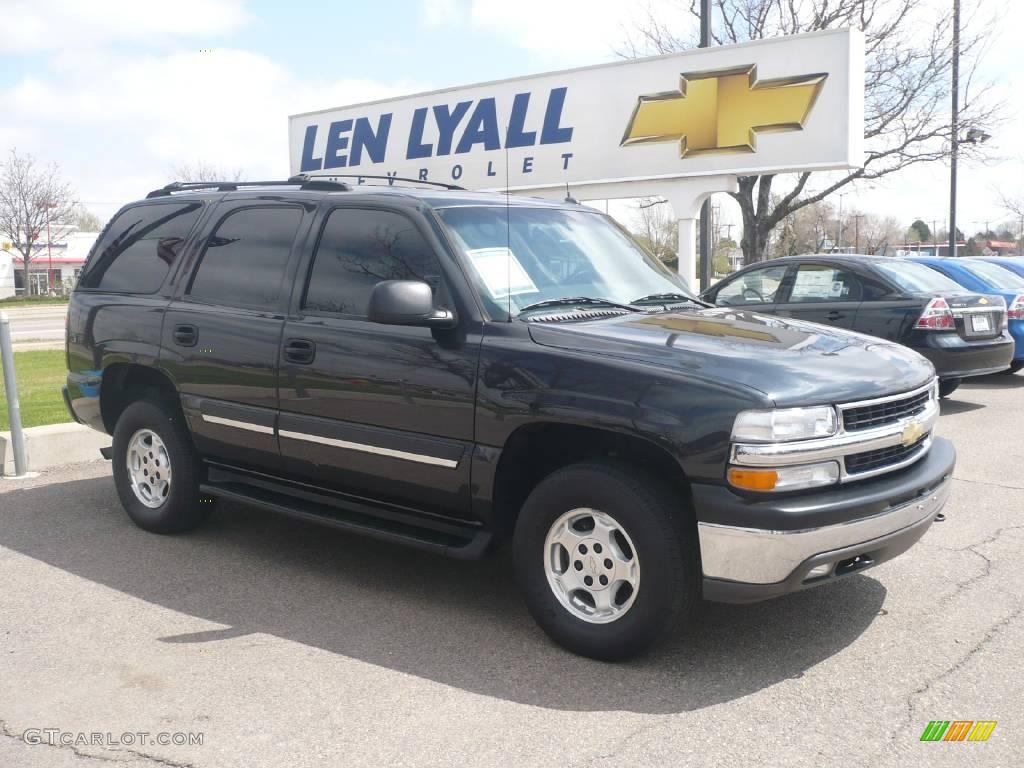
xmin=80 ymin=203 xmax=201 ymax=292
xmin=788 ymin=264 xmax=863 ymax=302
xmin=714 ymin=264 xmax=788 ymax=305
xmin=304 ymin=209 xmax=447 ymax=316
xmin=188 ymin=207 xmax=303 ymax=309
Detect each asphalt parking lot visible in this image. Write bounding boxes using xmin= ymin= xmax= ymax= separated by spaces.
xmin=1 ymin=375 xmax=1022 ymax=768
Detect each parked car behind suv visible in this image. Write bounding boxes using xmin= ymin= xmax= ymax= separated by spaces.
xmin=702 ymin=254 xmax=1014 ymax=398
xmin=65 ymin=179 xmax=954 ymax=660
xmin=906 ymin=256 xmax=1024 ymax=374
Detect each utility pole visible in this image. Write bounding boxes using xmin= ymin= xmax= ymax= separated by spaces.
xmin=949 ymin=0 xmax=960 ymax=259
xmin=698 ymin=0 xmax=713 ymax=291
xmin=853 ymin=214 xmax=864 ymax=254
xmin=932 ymin=220 xmax=938 ymax=256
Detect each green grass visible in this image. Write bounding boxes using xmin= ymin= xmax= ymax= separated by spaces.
xmin=0 ymin=349 xmax=69 ymax=430
xmin=0 ymin=296 xmax=70 ymax=307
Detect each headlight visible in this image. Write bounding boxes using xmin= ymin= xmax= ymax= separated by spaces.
xmin=731 ymin=406 xmax=838 ymax=443
xmin=728 ymin=461 xmax=840 ymax=492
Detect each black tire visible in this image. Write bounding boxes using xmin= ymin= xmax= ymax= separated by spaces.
xmin=1001 ymin=361 xmax=1023 ymax=374
xmin=513 ymin=460 xmax=698 ymax=661
xmin=111 ymin=398 xmax=211 ymax=534
xmin=938 ymin=378 xmax=961 ymax=398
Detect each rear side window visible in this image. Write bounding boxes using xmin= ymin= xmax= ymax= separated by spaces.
xmin=187 ymin=206 xmax=303 ymax=309
xmin=303 ymin=208 xmax=448 ymax=316
xmin=874 ymin=261 xmax=963 ymax=292
xmin=79 ymin=202 xmax=202 ymax=292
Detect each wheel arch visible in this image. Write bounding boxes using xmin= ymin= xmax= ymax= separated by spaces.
xmin=489 ymin=422 xmax=694 ymax=536
xmin=100 ymin=362 xmax=182 ymax=433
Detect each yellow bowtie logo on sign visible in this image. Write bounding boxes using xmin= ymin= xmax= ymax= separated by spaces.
xmin=621 ymin=66 xmax=827 ymax=157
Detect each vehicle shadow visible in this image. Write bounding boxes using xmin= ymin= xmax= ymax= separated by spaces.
xmin=1 ymin=476 xmax=887 ymax=714
xmin=962 ymin=372 xmax=1024 ymax=390
xmin=939 ymin=398 xmax=985 ymax=416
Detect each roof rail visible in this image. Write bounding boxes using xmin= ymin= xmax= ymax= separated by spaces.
xmin=144 ymin=176 xmax=350 ymax=199
xmin=294 ymin=173 xmax=465 ymax=191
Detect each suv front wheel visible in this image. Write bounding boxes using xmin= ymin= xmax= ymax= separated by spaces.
xmin=112 ymin=398 xmax=211 ymax=534
xmin=513 ymin=460 xmax=698 ymax=660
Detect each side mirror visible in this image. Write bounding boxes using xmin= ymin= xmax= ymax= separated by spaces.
xmin=367 ymin=280 xmax=456 ymax=329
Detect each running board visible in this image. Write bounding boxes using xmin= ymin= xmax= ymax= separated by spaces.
xmin=200 ymin=467 xmax=491 ymax=560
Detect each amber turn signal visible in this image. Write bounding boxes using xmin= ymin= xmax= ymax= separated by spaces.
xmin=727 ymin=467 xmax=779 ymax=491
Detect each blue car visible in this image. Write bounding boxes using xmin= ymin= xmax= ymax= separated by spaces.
xmin=908 ymin=256 xmax=1024 ymax=373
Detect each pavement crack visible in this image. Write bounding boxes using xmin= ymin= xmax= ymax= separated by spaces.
xmin=951 ymin=475 xmax=1024 ymax=491
xmin=573 ymin=720 xmax=662 ymax=768
xmin=888 ymin=604 xmax=1023 ymax=749
xmin=0 ymin=717 xmax=197 ymax=767
xmin=926 ymin=524 xmax=1024 ymax=607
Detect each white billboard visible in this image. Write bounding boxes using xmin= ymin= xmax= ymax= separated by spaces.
xmin=289 ymin=28 xmax=863 ymax=192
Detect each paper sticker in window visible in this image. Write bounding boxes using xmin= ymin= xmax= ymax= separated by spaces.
xmin=466 ymin=247 xmax=538 ymax=299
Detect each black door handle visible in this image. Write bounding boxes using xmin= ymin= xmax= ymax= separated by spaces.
xmin=825 ymin=311 xmax=845 ymax=321
xmin=284 ymin=338 xmax=316 ymax=364
xmin=173 ymin=324 xmax=198 ymax=347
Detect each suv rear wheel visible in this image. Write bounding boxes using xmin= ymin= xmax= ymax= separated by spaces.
xmin=513 ymin=460 xmax=697 ymax=660
xmin=112 ymin=398 xmax=211 ymax=533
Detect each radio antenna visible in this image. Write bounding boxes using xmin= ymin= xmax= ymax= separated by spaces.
xmin=505 ymin=140 xmax=512 ymax=323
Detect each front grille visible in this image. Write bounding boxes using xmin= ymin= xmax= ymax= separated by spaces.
xmin=845 ymin=435 xmax=928 ymax=475
xmin=842 ymin=389 xmax=931 ymax=431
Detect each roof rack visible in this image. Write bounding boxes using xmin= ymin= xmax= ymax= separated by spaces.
xmin=144 ymin=175 xmax=350 ymax=199
xmin=294 ymin=173 xmax=465 ymax=191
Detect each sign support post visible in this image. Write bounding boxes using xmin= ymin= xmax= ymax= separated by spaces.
xmin=697 ymin=0 xmax=714 ymax=292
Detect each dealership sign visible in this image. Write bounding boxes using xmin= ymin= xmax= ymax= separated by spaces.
xmin=289 ymin=28 xmax=863 ymax=192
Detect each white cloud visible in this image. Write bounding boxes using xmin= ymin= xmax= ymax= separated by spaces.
xmin=3 ymin=0 xmax=250 ymax=52
xmin=464 ymin=0 xmax=688 ymax=64
xmin=0 ymin=46 xmax=417 ymax=218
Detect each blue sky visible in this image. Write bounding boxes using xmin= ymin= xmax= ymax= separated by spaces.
xmin=2 ymin=0 xmax=1021 ymax=236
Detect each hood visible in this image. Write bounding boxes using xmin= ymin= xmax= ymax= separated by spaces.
xmin=528 ymin=307 xmax=934 ymax=407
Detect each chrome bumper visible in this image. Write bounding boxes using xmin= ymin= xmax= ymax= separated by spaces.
xmin=698 ymin=474 xmax=951 ymax=585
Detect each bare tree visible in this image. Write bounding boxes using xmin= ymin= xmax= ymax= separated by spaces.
xmin=0 ymin=149 xmax=77 ymax=295
xmin=1000 ymin=189 xmax=1024 ymax=255
xmin=632 ymin=197 xmax=680 ymax=263
xmin=72 ymin=206 xmax=104 ymax=232
xmin=171 ymin=160 xmax=245 ymax=183
xmin=623 ymin=0 xmax=999 ymax=264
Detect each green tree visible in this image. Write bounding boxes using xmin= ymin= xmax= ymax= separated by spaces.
xmin=909 ymin=219 xmax=932 ymax=242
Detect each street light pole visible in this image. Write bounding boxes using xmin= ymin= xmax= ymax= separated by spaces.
xmin=949 ymin=0 xmax=960 ymax=259
xmin=837 ymin=192 xmax=847 ymax=252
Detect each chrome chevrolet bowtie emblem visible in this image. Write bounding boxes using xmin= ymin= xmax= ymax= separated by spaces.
xmin=901 ymin=420 xmax=925 ymax=447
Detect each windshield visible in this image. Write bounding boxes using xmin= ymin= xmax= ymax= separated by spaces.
xmin=961 ymin=260 xmax=1024 ymax=289
xmin=874 ymin=260 xmax=964 ymax=292
xmin=436 ymin=205 xmax=696 ymax=319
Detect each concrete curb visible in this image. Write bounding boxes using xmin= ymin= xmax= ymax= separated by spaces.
xmin=1 ymin=423 xmax=110 ymax=476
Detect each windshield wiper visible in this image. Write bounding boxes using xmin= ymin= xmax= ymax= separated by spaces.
xmin=630 ymin=292 xmax=702 ymax=306
xmin=518 ymin=296 xmax=643 ymax=314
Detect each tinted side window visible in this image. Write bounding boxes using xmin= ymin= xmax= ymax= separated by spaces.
xmin=80 ymin=203 xmax=202 ymax=292
xmin=788 ymin=264 xmax=863 ymax=303
xmin=188 ymin=207 xmax=303 ymax=309
xmin=715 ymin=264 xmax=789 ymax=306
xmin=303 ymin=208 xmax=447 ymax=316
